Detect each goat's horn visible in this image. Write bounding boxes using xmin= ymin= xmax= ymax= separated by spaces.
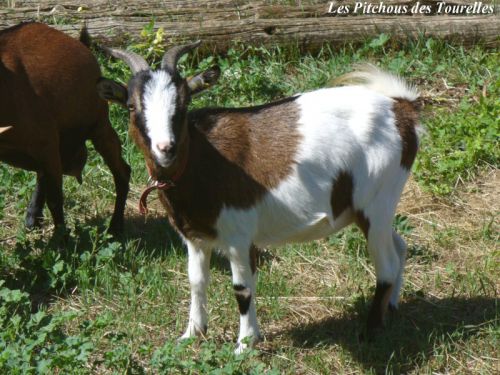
xmin=161 ymin=41 xmax=201 ymax=73
xmin=0 ymin=126 xmax=12 ymax=135
xmin=102 ymin=47 xmax=149 ymax=74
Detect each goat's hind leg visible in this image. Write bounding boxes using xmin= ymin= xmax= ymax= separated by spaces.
xmin=25 ymin=173 xmax=46 ymax=229
xmin=89 ymin=119 xmax=130 ymax=234
xmin=36 ymin=139 xmax=66 ymax=231
xmin=389 ymin=230 xmax=407 ymax=311
xmin=356 ymin=212 xmax=400 ymax=337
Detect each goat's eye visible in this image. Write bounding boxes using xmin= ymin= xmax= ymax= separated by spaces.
xmin=127 ymin=104 xmax=135 ymax=112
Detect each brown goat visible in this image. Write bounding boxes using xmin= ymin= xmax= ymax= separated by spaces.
xmin=0 ymin=22 xmax=130 ymax=233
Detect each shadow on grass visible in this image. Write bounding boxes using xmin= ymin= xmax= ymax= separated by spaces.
xmin=282 ymin=295 xmax=497 ymax=374
xmin=0 ymin=212 xmax=233 ymax=308
xmin=2 ymin=208 xmax=276 ymax=311
xmin=123 ymin=214 xmax=235 ymax=274
xmin=0 ymin=214 xmax=181 ymax=309
xmin=122 ymin=213 xmax=182 ymax=254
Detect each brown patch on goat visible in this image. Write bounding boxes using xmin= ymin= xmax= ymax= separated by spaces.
xmin=355 ymin=210 xmax=370 ymax=238
xmin=331 ymin=171 xmax=371 ymax=237
xmin=250 ymin=244 xmax=258 ymax=274
xmin=366 ymin=282 xmax=393 ymax=334
xmin=331 ymin=171 xmax=354 ymax=218
xmin=393 ymin=99 xmax=419 ymax=170
xmin=157 ymin=98 xmax=301 ymax=239
xmin=129 ymin=116 xmax=156 ymax=174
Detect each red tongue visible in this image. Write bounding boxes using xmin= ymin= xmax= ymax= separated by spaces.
xmin=139 ymin=181 xmax=171 ymax=215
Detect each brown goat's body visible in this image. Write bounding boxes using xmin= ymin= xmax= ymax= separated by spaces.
xmin=0 ymin=22 xmax=130 ymax=232
xmin=0 ymin=23 xmax=102 ymax=166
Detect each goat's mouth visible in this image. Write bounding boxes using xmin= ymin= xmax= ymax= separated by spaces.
xmin=155 ymin=154 xmax=176 ymax=169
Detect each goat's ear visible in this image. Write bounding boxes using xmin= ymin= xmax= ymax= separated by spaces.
xmin=187 ymin=65 xmax=220 ymax=95
xmin=97 ymin=78 xmax=128 ymax=106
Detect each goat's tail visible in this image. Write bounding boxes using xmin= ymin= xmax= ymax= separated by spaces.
xmin=334 ymin=64 xmax=420 ymax=103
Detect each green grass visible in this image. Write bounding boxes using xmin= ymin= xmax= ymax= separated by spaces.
xmin=0 ymin=28 xmax=498 ymax=374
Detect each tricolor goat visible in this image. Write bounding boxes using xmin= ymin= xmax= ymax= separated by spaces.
xmin=99 ymin=42 xmax=421 ymax=352
xmin=0 ymin=22 xmax=130 ymax=233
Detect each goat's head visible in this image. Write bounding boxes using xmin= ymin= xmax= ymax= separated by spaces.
xmin=97 ymin=42 xmax=220 ymax=179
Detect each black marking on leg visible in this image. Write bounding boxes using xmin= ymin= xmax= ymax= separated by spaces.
xmin=366 ymin=282 xmax=393 ymax=336
xmin=233 ymin=284 xmax=251 ymax=316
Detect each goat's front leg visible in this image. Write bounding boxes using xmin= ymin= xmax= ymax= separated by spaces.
xmin=228 ymin=244 xmax=261 ymax=353
xmin=180 ymin=241 xmax=212 ymax=339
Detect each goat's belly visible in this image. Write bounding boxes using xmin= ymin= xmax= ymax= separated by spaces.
xmin=254 ymin=215 xmax=332 ymax=247
xmin=253 ymin=208 xmax=354 ymax=247
xmin=0 ymin=150 xmax=40 ymax=171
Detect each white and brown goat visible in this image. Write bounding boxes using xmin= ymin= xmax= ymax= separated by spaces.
xmin=0 ymin=22 xmax=130 ymax=233
xmin=99 ymin=42 xmax=421 ymax=351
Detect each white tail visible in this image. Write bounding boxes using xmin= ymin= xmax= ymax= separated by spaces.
xmin=335 ymin=64 xmax=420 ymax=102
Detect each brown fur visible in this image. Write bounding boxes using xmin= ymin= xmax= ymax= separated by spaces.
xmin=250 ymin=244 xmax=258 ymax=274
xmin=155 ymin=99 xmax=301 ymax=239
xmin=393 ymin=98 xmax=419 ymax=170
xmin=331 ymin=170 xmax=354 ymax=218
xmin=0 ymin=22 xmax=130 ymax=231
xmin=355 ymin=210 xmax=370 ymax=238
xmin=366 ymin=282 xmax=393 ymax=333
xmin=330 ymin=171 xmax=371 ymax=238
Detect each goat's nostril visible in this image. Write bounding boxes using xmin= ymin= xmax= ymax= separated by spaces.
xmin=156 ymin=141 xmax=171 ymax=153
xmin=156 ymin=141 xmax=177 ymax=156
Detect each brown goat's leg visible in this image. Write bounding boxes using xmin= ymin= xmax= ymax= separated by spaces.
xmin=90 ymin=122 xmax=130 ymax=234
xmin=25 ymin=173 xmax=46 ymax=229
xmin=43 ymin=166 xmax=65 ymax=229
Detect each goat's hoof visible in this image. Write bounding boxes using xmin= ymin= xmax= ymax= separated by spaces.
xmin=25 ymin=216 xmax=43 ymax=230
xmin=108 ymin=219 xmax=124 ymax=236
xmin=388 ymin=303 xmax=398 ymax=313
xmin=234 ymin=334 xmax=261 ymax=354
xmin=359 ymin=330 xmax=377 ymax=343
xmin=177 ymin=335 xmax=193 ymax=343
xmin=49 ymin=225 xmax=70 ymax=246
xmin=360 ymin=321 xmax=384 ymax=343
xmin=234 ymin=342 xmax=249 ymax=355
xmin=179 ymin=323 xmax=207 ymax=341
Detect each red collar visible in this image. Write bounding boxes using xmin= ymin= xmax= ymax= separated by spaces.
xmin=138 ymin=149 xmax=189 ymax=215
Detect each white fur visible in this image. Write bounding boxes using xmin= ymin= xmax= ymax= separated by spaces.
xmin=180 ymin=241 xmax=211 ymax=339
xmin=143 ymin=70 xmax=177 ymax=166
xmin=180 ymin=70 xmax=419 ymax=350
xmin=340 ymin=64 xmax=420 ymax=102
